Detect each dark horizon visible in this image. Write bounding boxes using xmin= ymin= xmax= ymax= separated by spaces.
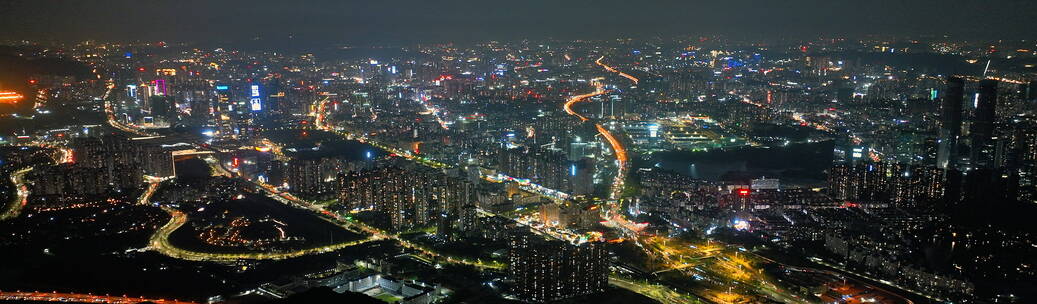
xmin=2 ymin=0 xmax=1036 ymax=45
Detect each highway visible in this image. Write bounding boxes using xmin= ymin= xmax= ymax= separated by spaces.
xmin=564 ymin=59 xmax=634 ymax=235
xmin=586 ymin=57 xmax=816 ymax=304
xmin=610 ymin=276 xmax=702 ymax=304
xmin=559 ymin=79 xmax=630 ymax=202
xmin=562 ymin=82 xmax=607 ymax=121
xmin=595 ymin=56 xmax=640 ymax=85
xmin=0 ymin=167 xmax=33 ymax=221
xmin=597 ymin=124 xmax=628 ymax=199
xmin=93 ymin=100 xmax=384 ymax=263
xmin=102 ymin=59 xmax=787 ymax=303
xmin=142 ymin=176 xmax=379 ymax=262
xmin=148 ymin=205 xmax=376 ymax=262
xmin=808 ymin=257 xmax=926 ymax=303
xmin=0 ymin=290 xmax=198 ymax=304
xmin=560 ymin=59 xmax=701 ymax=301
xmin=558 ymin=79 xmax=629 ymax=201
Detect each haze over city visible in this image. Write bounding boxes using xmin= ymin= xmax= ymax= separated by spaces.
xmin=3 ymin=0 xmax=1037 ymax=43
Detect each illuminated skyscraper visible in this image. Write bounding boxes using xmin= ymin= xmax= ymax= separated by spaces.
xmin=970 ymin=79 xmax=999 ymax=169
xmin=937 ymin=77 xmax=964 ymax=169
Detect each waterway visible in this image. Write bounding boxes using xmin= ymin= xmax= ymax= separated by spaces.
xmin=647 ymin=140 xmax=834 ymax=186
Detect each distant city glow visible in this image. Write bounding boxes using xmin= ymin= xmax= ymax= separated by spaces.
xmin=0 ymin=92 xmax=24 ymax=104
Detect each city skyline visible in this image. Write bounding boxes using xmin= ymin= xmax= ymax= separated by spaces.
xmin=0 ymin=2 xmax=1035 ymax=304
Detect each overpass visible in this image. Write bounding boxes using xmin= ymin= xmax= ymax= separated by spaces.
xmin=170 ymin=149 xmax=215 ymax=157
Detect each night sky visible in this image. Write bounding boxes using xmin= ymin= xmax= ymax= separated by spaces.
xmin=1 ymin=0 xmax=1036 ymax=44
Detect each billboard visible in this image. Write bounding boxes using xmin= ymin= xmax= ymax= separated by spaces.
xmin=249 ymin=84 xmax=262 ymax=111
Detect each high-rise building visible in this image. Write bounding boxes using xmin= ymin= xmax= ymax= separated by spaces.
xmin=751 ymin=177 xmax=781 ymax=190
xmin=285 ymin=158 xmax=341 ymax=198
xmin=568 ymin=142 xmax=591 ymax=161
xmin=508 ymin=232 xmax=608 ymax=303
xmin=937 ymin=77 xmax=965 ymax=169
xmin=1026 ymin=80 xmax=1037 ymax=103
xmin=961 ymin=167 xmax=1019 ymax=204
xmin=828 ymin=162 xmax=945 ymax=207
xmin=337 ymin=166 xmax=477 ymax=232
xmin=492 ymin=147 xmax=574 ymax=193
xmin=1007 ymin=119 xmax=1037 ymax=204
xmin=970 ymin=79 xmax=999 ymax=169
xmin=569 ymin=158 xmax=595 ymax=195
xmin=140 ymin=144 xmax=175 ymax=177
xmin=71 ymin=135 xmax=173 ymax=177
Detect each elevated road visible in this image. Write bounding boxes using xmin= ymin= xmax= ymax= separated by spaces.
xmin=563 ymin=82 xmax=607 ymax=121
xmin=0 ymin=290 xmax=197 ymax=304
xmin=141 ymin=163 xmax=379 ymax=262
xmin=596 ymin=56 xmax=639 ymax=85
xmin=610 ymin=276 xmax=701 ymax=304
xmin=147 ymin=205 xmax=376 ymax=262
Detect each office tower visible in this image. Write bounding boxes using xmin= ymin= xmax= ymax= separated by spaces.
xmin=970 ymin=79 xmax=999 ymax=169
xmin=265 ymin=78 xmax=284 ymax=114
xmin=835 ymin=78 xmax=854 ymax=103
xmin=265 ymin=160 xmax=286 ymax=186
xmin=1010 ymin=120 xmax=1037 ymax=204
xmin=213 ymin=84 xmax=236 ymax=140
xmin=937 ymin=77 xmax=964 ymax=169
xmin=962 ymin=119 xmax=1036 ymax=204
xmin=149 ymin=95 xmax=174 ymax=122
xmin=186 ymin=88 xmax=213 ymax=124
xmin=508 ymin=232 xmax=608 ymax=303
xmin=569 ymin=158 xmax=595 ymax=195
xmin=1027 ymin=80 xmax=1037 ymax=103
